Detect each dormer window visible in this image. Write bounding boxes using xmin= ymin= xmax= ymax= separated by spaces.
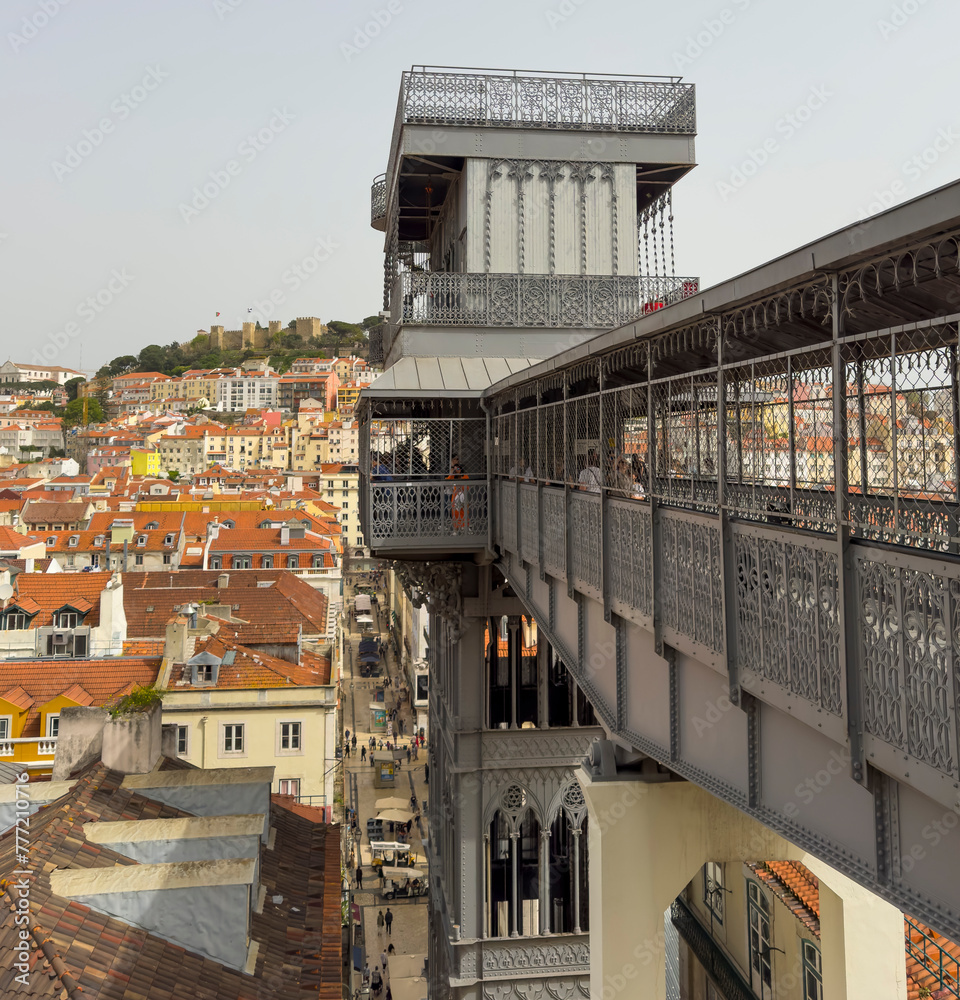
xmin=68 ymin=535 xmax=79 ymax=547
xmin=54 ymin=610 xmax=78 ymax=629
xmin=145 ymin=521 xmax=159 ymax=530
xmin=137 ymin=535 xmax=147 ymax=546
xmin=47 ymin=536 xmax=56 ymax=545
xmin=1 ymin=609 xmax=33 ymax=630
xmin=221 ymin=520 xmax=235 ymax=529
xmin=94 ymin=535 xmax=104 ymax=547
xmin=164 ymin=533 xmax=175 ymax=546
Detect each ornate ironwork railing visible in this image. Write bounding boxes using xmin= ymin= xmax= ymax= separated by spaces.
xmin=368 ymin=481 xmax=488 ymax=547
xmin=906 ymin=916 xmax=960 ymax=998
xmin=400 ymin=67 xmax=697 ymax=135
xmin=391 ymin=271 xmax=700 ymax=329
xmin=370 ymin=173 xmax=387 ymax=228
xmin=670 ymin=898 xmax=755 ymax=1000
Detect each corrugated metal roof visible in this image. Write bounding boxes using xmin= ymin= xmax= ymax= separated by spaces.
xmin=363 ymin=356 xmax=539 ymax=397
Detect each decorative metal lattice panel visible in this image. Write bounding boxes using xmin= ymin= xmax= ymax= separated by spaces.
xmin=607 ymin=499 xmax=653 ymax=618
xmin=659 ymin=512 xmax=724 ymax=654
xmin=569 ymin=492 xmax=602 ymax=594
xmin=393 ymin=272 xmax=699 ymax=329
xmin=369 ymin=482 xmax=488 ymax=545
xmin=400 ymin=69 xmax=696 ymax=134
xmin=501 ymin=481 xmax=518 ymax=553
xmin=370 ymin=173 xmax=387 ymax=226
xmin=542 ymin=488 xmax=566 ymax=579
xmin=855 ymin=548 xmax=958 ymax=779
xmin=733 ymin=527 xmax=843 ymax=716
xmin=519 ymin=484 xmax=539 ymax=565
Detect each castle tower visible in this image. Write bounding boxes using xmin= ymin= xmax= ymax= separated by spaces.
xmin=295 ymin=316 xmax=323 ymax=342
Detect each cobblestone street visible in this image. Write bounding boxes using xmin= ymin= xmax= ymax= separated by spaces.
xmin=343 ymin=568 xmax=428 ymax=1000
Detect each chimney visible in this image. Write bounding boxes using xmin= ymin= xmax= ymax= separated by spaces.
xmin=217 ymin=573 xmax=230 ymax=589
xmin=164 ymin=618 xmax=190 ymax=663
xmin=280 ymin=524 xmax=290 ymax=545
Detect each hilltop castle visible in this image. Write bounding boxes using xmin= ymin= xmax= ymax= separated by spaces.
xmin=206 ymin=316 xmax=325 ymax=351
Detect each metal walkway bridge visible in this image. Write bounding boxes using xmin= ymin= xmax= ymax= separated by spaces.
xmin=361 ymin=180 xmax=960 ymax=942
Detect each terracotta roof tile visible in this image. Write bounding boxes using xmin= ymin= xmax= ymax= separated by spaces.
xmin=11 ymin=572 xmax=114 ymax=628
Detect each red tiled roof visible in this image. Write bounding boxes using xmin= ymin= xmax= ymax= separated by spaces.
xmin=0 ymin=658 xmax=161 ymax=736
xmin=10 ymin=572 xmax=115 ymax=627
xmin=0 ymin=761 xmax=342 ymax=996
xmin=20 ymin=500 xmax=91 ymax=524
xmin=170 ymin=635 xmax=331 ymax=689
xmin=748 ymin=861 xmax=820 ymax=935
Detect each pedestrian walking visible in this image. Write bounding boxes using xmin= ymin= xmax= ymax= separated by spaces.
xmin=406 ymin=746 xmax=411 ymax=764
xmin=377 ymin=909 xmax=385 ymax=935
xmin=345 ymin=728 xmax=351 ymax=742
xmin=351 ymin=734 xmax=357 ymax=750
xmin=355 ymin=864 xmax=363 ymax=890
xmin=413 ymin=743 xmax=418 ymax=760
xmin=361 ymin=746 xmax=367 ymax=761
xmin=371 ymin=965 xmax=383 ymax=996
xmin=380 ymin=948 xmax=388 ymax=972
xmin=384 ymin=907 xmax=393 ymax=935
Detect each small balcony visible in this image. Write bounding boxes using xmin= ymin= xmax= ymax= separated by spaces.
xmin=370 ymin=173 xmax=387 ymax=231
xmin=368 ymin=480 xmax=489 ymax=551
xmin=359 ymin=414 xmax=489 ymax=557
xmin=389 ymin=271 xmax=700 ymax=330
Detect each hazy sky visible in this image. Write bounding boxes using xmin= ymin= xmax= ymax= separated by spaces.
xmin=3 ymin=0 xmax=959 ymax=373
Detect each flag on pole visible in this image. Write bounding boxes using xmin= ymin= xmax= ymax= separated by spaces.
xmin=216 ymin=312 xmax=221 ymax=317
xmin=248 ymin=307 xmax=252 ymax=314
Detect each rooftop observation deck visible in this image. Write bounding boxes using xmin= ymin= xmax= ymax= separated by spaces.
xmin=375 ymin=66 xmax=698 ymax=243
xmin=359 ymin=179 xmax=960 ymax=942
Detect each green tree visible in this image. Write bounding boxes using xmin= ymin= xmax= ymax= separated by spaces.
xmin=63 ymin=397 xmax=104 ymax=428
xmin=17 ymin=400 xmax=59 ymax=413
xmin=362 ymin=315 xmax=381 ymax=329
xmin=167 ymin=469 xmax=180 ymax=481
xmin=137 ymin=344 xmax=167 ymax=372
xmin=64 ymin=376 xmax=85 ymax=402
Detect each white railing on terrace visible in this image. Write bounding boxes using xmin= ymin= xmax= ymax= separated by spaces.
xmin=399 ymin=66 xmax=696 ymax=135
xmin=370 ymin=173 xmax=387 ymax=227
xmin=391 ymin=272 xmax=699 ymax=329
xmin=0 ymin=737 xmax=57 ymax=757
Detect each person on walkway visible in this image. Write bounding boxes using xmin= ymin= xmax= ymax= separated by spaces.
xmin=345 ymin=728 xmax=350 ymax=742
xmin=371 ymin=965 xmax=383 ymax=996
xmin=380 ymin=949 xmax=388 ymax=973
xmin=355 ymin=864 xmax=363 ymax=890
xmin=413 ymin=743 xmax=418 ymax=760
xmin=362 ymin=962 xmax=370 ymax=985
xmin=351 ymin=734 xmax=357 ymax=750
xmin=361 ymin=745 xmax=367 ymax=761
xmin=384 ymin=908 xmax=393 ymax=935
xmin=377 ymin=909 xmax=385 ymax=935
xmin=406 ymin=746 xmax=411 ymax=764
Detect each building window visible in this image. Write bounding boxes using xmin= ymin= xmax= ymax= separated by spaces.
xmin=47 ymin=714 xmax=60 ymax=738
xmin=223 ymin=724 xmax=244 ymax=753
xmin=703 ymin=862 xmax=725 ymax=925
xmin=162 ymin=554 xmax=172 ymax=565
xmin=802 ymin=941 xmax=823 ymax=1000
xmin=54 ymin=611 xmax=78 ymax=629
xmin=233 ymin=555 xmax=251 ymax=569
xmin=279 ymin=722 xmax=302 ymax=752
xmin=135 ymin=553 xmax=144 ymax=566
xmin=278 ymin=778 xmax=300 ymax=797
xmin=0 ymin=717 xmax=10 ymax=741
xmin=3 ymin=613 xmax=29 ymax=630
xmin=287 ymin=555 xmax=299 ymax=569
xmin=211 ymin=556 xmax=222 ymax=570
xmin=747 ymin=881 xmax=773 ymax=992
xmin=262 ymin=556 xmax=273 ymax=569
xmin=137 ymin=535 xmax=147 ymax=546
xmin=197 ymin=663 xmax=214 ymax=682
xmin=176 ymin=725 xmax=189 ymax=756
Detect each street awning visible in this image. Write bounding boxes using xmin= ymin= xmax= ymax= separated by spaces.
xmin=375 ymin=797 xmax=410 ymax=811
xmin=377 ymin=809 xmax=414 ymax=823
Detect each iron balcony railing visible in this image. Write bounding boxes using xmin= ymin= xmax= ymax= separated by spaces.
xmin=368 ymin=480 xmax=489 ymax=549
xmin=400 ymin=66 xmax=697 ymax=135
xmin=670 ymin=898 xmax=755 ymax=1000
xmin=370 ymin=173 xmax=387 ymax=230
xmin=390 ymin=271 xmax=700 ymax=330
xmin=906 ymin=917 xmax=960 ymax=998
